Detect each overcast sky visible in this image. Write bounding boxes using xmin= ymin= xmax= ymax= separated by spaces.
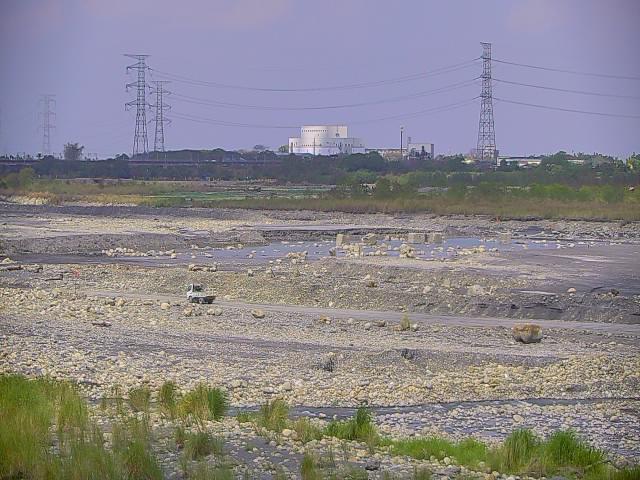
xmin=1 ymin=0 xmax=639 ymax=158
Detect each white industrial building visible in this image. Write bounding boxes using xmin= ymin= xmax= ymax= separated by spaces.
xmin=288 ymin=125 xmax=365 ymax=156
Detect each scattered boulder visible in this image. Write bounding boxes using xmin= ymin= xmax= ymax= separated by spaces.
xmin=399 ymin=243 xmax=416 ymax=258
xmin=467 ymin=284 xmax=486 ymax=296
xmin=335 ymin=233 xmax=351 ymax=246
xmin=207 ymin=307 xmax=223 ymax=316
xmin=428 ymin=232 xmax=444 ymax=243
xmin=567 ymin=287 xmax=577 ymax=294
xmin=160 ymin=302 xmax=171 ymax=310
xmin=407 ymin=232 xmax=426 ymax=244
xmin=512 ymin=323 xmax=543 ymax=344
xmin=362 ymin=233 xmax=378 ymax=246
xmin=251 ymin=309 xmax=265 ymax=319
xmin=91 ymin=320 xmax=111 ymax=327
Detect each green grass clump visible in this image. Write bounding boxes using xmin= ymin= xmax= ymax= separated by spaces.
xmin=159 ymin=381 xmax=178 ymax=418
xmin=0 ymin=375 xmax=56 ymax=478
xmin=128 ymin=386 xmax=152 ymax=412
xmin=179 ymin=383 xmax=228 ymax=424
xmin=391 ymin=435 xmax=489 ymax=469
xmin=606 ymin=467 xmax=640 ymax=480
xmin=120 ymin=440 xmax=163 ymax=480
xmin=256 ymin=399 xmax=290 ymax=433
xmin=293 ymin=417 xmax=324 ymax=443
xmin=183 ymin=431 xmax=224 ymax=460
xmin=325 ymin=406 xmax=379 ymax=448
xmin=392 ymin=428 xmax=613 ymax=478
xmin=0 ymin=374 xmax=163 ymax=480
xmin=189 ymin=462 xmax=234 ymax=480
xmin=301 ymin=453 xmax=321 ymax=480
xmin=412 ymin=467 xmax=432 ymax=480
xmin=500 ymin=428 xmax=539 ymax=471
xmin=540 ymin=430 xmax=607 ymax=477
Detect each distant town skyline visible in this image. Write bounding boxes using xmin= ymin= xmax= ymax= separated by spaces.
xmin=1 ymin=0 xmax=639 ymax=158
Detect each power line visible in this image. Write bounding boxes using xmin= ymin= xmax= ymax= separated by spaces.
xmin=171 ymin=97 xmax=479 ymax=129
xmin=170 ymin=78 xmax=479 ymax=111
xmin=39 ymin=94 xmax=56 ymax=155
xmin=493 ymin=78 xmax=640 ymax=100
xmin=492 ymin=58 xmax=640 ymax=81
xmin=125 ymin=54 xmax=151 ymax=157
xmin=494 ymin=97 xmax=640 ymax=119
xmin=149 ymin=58 xmax=480 ymax=92
xmin=350 ymin=97 xmax=479 ymax=124
xmin=477 ymin=43 xmax=497 ymax=163
xmin=171 ymin=111 xmax=296 ymax=129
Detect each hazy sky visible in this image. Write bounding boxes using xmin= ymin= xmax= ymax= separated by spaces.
xmin=1 ymin=0 xmax=639 ymax=158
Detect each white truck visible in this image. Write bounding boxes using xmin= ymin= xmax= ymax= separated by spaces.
xmin=186 ymin=284 xmax=215 ymax=304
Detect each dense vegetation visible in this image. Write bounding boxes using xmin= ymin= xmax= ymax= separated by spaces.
xmin=1 ymin=151 xmax=638 ymax=220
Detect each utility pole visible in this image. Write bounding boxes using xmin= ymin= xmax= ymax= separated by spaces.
xmin=125 ymin=54 xmax=150 ymax=158
xmin=476 ymin=42 xmax=497 ymax=164
xmin=150 ymin=80 xmax=171 ymax=159
xmin=39 ymin=94 xmax=56 ymax=155
xmin=400 ymin=126 xmax=404 ymax=159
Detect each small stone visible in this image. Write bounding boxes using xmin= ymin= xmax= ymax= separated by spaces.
xmin=567 ymin=287 xmax=577 ymax=293
xmin=251 ymin=309 xmax=265 ymax=319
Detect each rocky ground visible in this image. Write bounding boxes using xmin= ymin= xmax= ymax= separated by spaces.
xmin=1 ymin=203 xmax=639 ymax=479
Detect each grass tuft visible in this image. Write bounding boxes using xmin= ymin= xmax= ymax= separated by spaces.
xmin=189 ymin=462 xmax=234 ymax=480
xmin=301 ymin=453 xmax=321 ymax=480
xmin=399 ymin=314 xmax=411 ymax=331
xmin=293 ymin=417 xmax=324 ymax=443
xmin=183 ymin=431 xmax=224 ymax=460
xmin=325 ymin=406 xmax=379 ymax=449
xmin=178 ymin=383 xmax=228 ymax=424
xmin=158 ymin=381 xmax=178 ymax=418
xmin=128 ymin=386 xmax=151 ymax=413
xmin=256 ymin=399 xmax=290 ymax=433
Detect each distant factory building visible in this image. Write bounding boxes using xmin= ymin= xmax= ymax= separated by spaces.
xmin=366 ymin=139 xmax=435 ymax=161
xmin=406 ymin=142 xmax=434 ymax=159
xmin=288 ymin=125 xmax=365 ymax=155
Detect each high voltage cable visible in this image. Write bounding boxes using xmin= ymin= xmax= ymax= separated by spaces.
xmin=149 ymin=58 xmax=480 ymax=92
xmin=171 ymin=111 xmax=296 ymax=129
xmin=493 ymin=78 xmax=640 ymax=100
xmin=170 ymin=78 xmax=479 ymax=111
xmin=494 ymin=97 xmax=640 ymax=119
xmin=350 ymin=97 xmax=479 ymax=124
xmin=170 ymin=97 xmax=480 ymax=129
xmin=492 ymin=58 xmax=640 ymax=81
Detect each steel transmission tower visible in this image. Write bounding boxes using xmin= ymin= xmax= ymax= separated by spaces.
xmin=125 ymin=54 xmax=150 ymax=158
xmin=150 ymin=80 xmax=171 ymax=155
xmin=476 ymin=42 xmax=497 ymax=164
xmin=39 ymin=94 xmax=56 ymax=155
